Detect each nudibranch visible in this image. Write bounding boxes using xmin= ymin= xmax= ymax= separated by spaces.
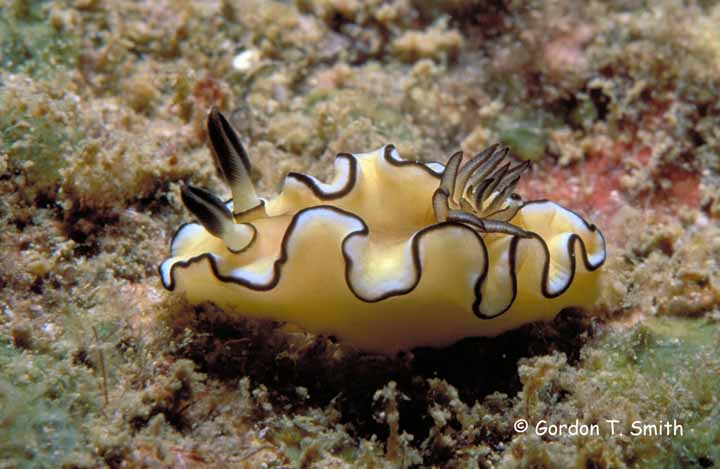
xmin=159 ymin=108 xmax=606 ymax=353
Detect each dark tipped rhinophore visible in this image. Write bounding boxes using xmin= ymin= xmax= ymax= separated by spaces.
xmin=180 ymin=185 xmax=233 ymax=239
xmin=206 ymin=107 xmax=260 ymax=214
xmin=207 ymin=107 xmax=252 ymax=175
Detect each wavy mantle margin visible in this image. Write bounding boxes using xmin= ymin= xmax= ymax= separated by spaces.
xmin=159 ymin=146 xmax=606 ymax=320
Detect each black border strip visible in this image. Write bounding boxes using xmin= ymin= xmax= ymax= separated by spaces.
xmin=520 ymin=199 xmax=606 ymax=272
xmin=383 ymin=144 xmax=444 ymax=178
xmin=161 ymin=202 xmax=606 ymax=321
xmin=284 ymin=153 xmax=358 ymax=200
xmin=342 ymin=221 xmax=489 ymax=303
xmin=161 ymin=148 xmax=607 ymax=321
xmin=160 ymin=205 xmax=365 ymax=292
xmin=471 ymin=234 xmax=520 ymax=319
xmin=226 ymin=223 xmax=257 ymax=255
xmin=265 ymin=146 xmax=443 ymax=204
xmin=471 ymin=200 xmax=606 ymax=319
xmin=167 ymin=221 xmax=258 ymax=256
xmin=232 ymin=199 xmax=265 ymax=220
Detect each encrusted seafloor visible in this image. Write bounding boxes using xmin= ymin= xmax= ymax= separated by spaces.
xmin=1 ymin=1 xmax=719 ymax=467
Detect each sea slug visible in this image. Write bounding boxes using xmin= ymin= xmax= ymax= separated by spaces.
xmin=159 ymin=108 xmax=606 ymax=353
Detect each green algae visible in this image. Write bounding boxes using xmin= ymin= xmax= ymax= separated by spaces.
xmin=0 ymin=0 xmax=78 ymax=78
xmin=586 ymin=317 xmax=720 ymax=468
xmin=495 ymin=113 xmax=550 ymax=162
xmin=0 ymin=99 xmax=77 ymax=201
xmin=0 ymin=339 xmax=99 ymax=468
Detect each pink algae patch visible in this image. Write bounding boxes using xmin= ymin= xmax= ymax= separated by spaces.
xmin=655 ymin=166 xmax=701 ymax=209
xmin=516 ymin=142 xmax=627 ymax=227
xmin=517 ymin=140 xmax=701 ymax=231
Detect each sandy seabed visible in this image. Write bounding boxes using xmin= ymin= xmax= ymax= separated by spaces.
xmin=1 ymin=1 xmax=719 ymax=467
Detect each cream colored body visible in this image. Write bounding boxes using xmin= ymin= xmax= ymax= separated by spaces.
xmin=161 ymin=147 xmax=605 ymax=353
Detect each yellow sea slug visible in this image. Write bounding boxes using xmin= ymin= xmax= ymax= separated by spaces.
xmin=159 ymin=108 xmax=606 ymax=353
